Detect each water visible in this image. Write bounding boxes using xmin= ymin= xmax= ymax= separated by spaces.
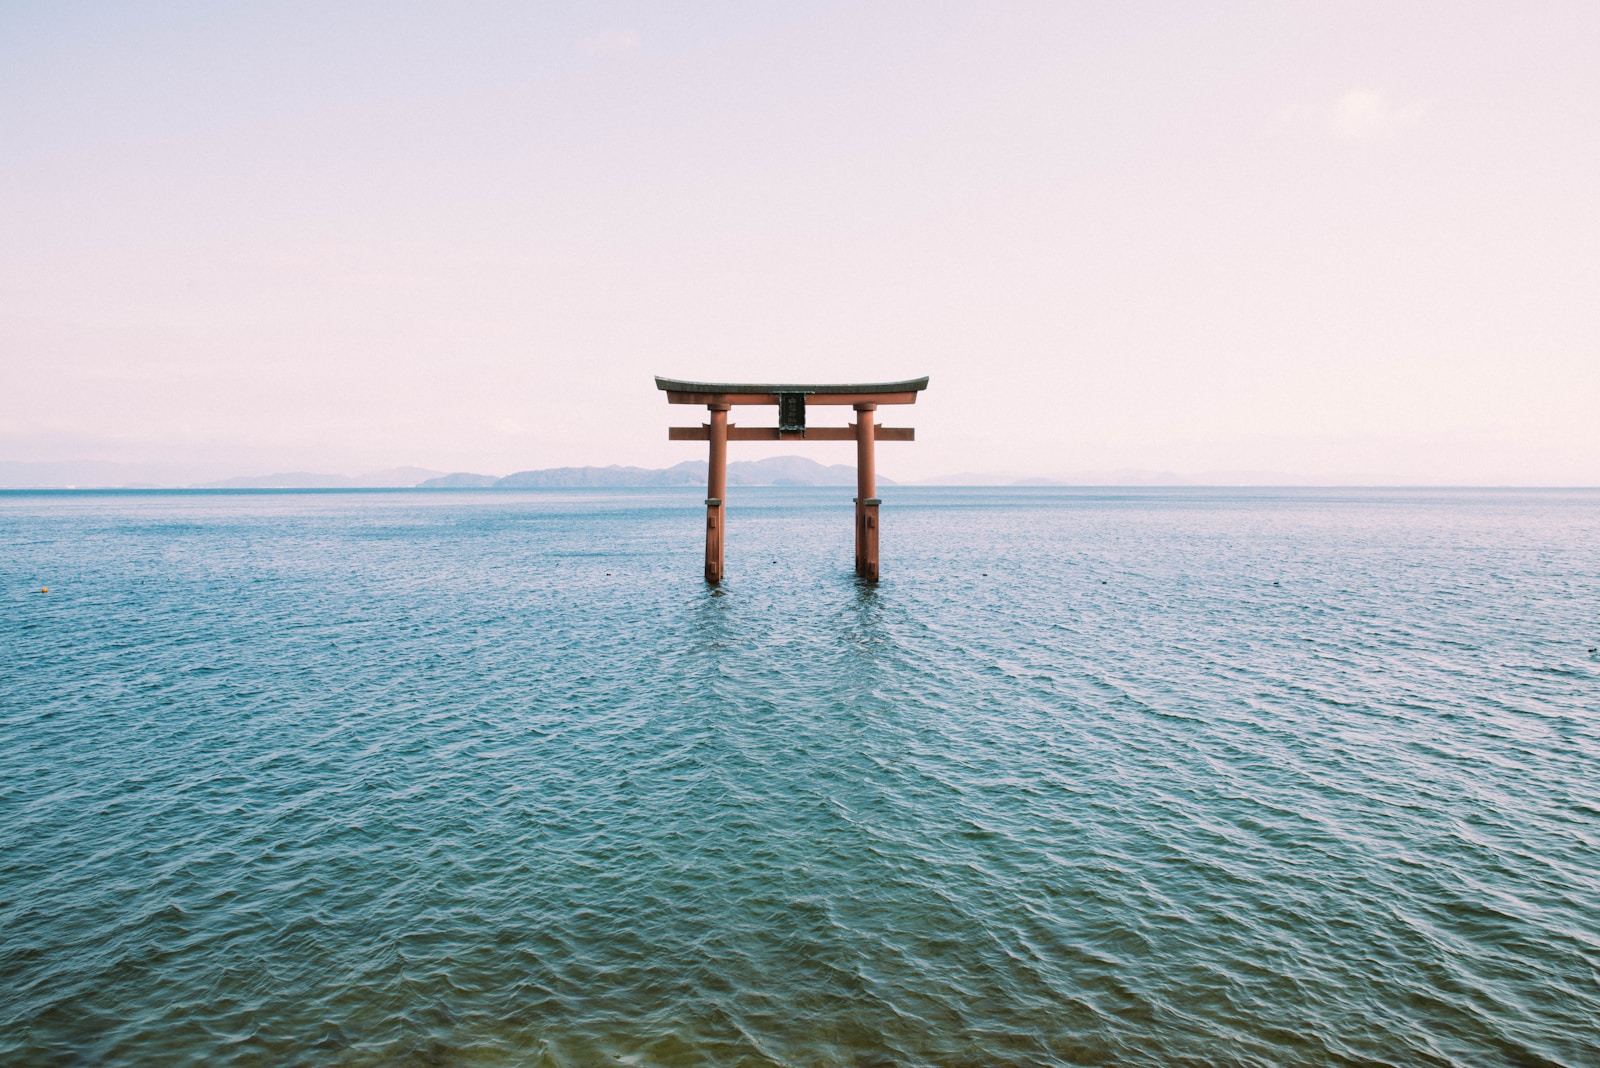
xmin=2 ymin=487 xmax=1598 ymax=1067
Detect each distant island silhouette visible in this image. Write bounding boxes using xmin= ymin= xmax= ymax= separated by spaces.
xmin=421 ymin=456 xmax=894 ymax=489
xmin=1 ymin=458 xmax=1343 ymax=489
xmin=0 ymin=456 xmax=894 ymax=489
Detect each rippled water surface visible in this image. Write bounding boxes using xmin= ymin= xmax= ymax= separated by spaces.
xmin=3 ymin=487 xmax=1599 ymax=1066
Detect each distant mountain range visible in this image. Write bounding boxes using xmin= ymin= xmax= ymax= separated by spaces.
xmin=422 ymin=456 xmax=894 ymax=488
xmin=1 ymin=456 xmax=1333 ymax=490
xmin=197 ymin=467 xmax=446 ymax=489
xmin=0 ymin=456 xmax=893 ymax=489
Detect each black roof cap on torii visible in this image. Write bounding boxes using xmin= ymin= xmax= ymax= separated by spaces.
xmin=655 ymin=376 xmax=929 ymax=395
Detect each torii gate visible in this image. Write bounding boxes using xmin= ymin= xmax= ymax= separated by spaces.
xmin=657 ymin=376 xmax=929 ymax=584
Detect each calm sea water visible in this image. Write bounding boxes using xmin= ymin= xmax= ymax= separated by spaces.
xmin=2 ymin=487 xmax=1598 ymax=1067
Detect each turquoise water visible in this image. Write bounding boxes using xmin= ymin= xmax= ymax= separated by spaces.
xmin=3 ymin=487 xmax=1598 ymax=1066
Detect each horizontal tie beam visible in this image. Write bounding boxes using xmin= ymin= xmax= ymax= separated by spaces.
xmin=668 ymin=425 xmax=914 ymax=442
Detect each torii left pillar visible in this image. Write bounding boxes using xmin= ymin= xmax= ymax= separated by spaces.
xmin=854 ymin=403 xmax=879 ymax=582
xmin=705 ymin=403 xmax=729 ymax=583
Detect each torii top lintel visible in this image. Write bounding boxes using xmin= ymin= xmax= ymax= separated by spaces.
xmin=655 ymin=376 xmax=929 ymax=406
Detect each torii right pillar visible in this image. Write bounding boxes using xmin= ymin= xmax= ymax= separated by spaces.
xmin=854 ymin=402 xmax=879 ymax=582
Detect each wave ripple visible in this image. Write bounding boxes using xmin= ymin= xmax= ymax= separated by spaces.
xmin=3 ymin=487 xmax=1598 ymax=1066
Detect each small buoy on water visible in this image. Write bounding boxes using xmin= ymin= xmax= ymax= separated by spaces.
xmin=41 ymin=587 xmax=47 ymax=593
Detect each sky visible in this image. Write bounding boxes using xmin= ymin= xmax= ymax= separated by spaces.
xmin=2 ymin=1 xmax=1597 ymax=484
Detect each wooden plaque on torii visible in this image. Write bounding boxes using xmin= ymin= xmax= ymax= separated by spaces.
xmin=656 ymin=376 xmax=930 ymax=583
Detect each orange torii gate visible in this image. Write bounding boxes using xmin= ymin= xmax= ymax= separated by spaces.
xmin=657 ymin=376 xmax=929 ymax=584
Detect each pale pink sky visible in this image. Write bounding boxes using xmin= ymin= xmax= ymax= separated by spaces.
xmin=2 ymin=1 xmax=1597 ymax=483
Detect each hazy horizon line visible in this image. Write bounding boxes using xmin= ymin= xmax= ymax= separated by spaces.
xmin=2 ymin=458 xmax=1596 ymax=492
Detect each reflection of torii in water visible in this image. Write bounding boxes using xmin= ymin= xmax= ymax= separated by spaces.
xmin=656 ymin=376 xmax=930 ymax=584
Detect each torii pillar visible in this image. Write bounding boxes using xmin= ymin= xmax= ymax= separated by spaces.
xmin=854 ymin=403 xmax=878 ymax=581
xmin=657 ymin=377 xmax=929 ymax=584
xmin=704 ymin=402 xmax=729 ymax=582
